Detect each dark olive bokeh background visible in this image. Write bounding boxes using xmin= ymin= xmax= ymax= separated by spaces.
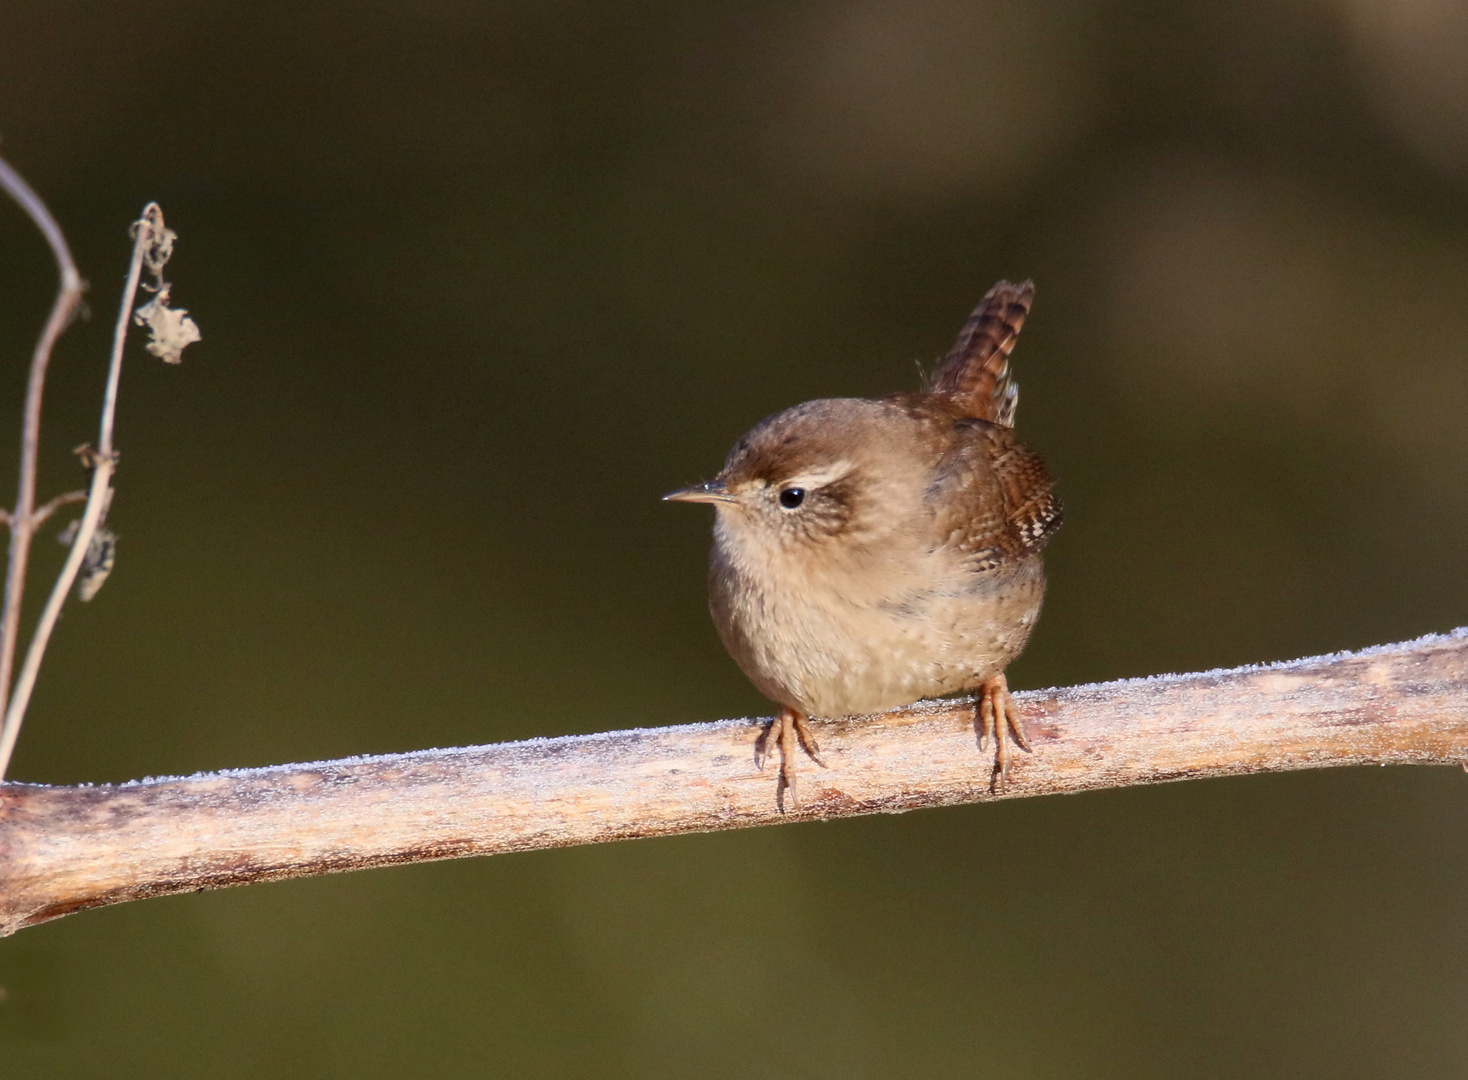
xmin=3 ymin=0 xmax=1468 ymax=1076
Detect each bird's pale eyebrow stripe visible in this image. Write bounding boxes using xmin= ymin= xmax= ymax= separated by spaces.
xmin=782 ymin=461 xmax=854 ymax=490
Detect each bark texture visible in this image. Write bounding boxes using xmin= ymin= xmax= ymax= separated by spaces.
xmin=2 ymin=630 xmax=1466 ymax=936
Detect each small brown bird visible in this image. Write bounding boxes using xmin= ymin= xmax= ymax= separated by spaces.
xmin=666 ymin=281 xmax=1061 ymax=807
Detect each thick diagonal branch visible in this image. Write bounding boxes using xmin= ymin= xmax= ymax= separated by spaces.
xmin=2 ymin=631 xmax=1467 ymax=937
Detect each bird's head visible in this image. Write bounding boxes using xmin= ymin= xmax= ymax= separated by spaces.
xmin=664 ymin=398 xmax=918 ymax=558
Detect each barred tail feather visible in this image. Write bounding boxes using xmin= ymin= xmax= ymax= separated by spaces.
xmin=925 ymin=280 xmax=1034 ymax=426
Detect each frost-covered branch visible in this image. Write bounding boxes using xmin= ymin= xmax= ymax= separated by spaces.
xmin=2 ymin=630 xmax=1466 ymax=937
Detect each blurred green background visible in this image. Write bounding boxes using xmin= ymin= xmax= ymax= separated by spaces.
xmin=2 ymin=0 xmax=1468 ymax=1075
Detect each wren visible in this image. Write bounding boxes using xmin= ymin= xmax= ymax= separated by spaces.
xmin=666 ymin=281 xmax=1062 ymax=808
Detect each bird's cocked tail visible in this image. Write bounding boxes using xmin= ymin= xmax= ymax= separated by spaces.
xmin=925 ymin=280 xmax=1034 ymax=427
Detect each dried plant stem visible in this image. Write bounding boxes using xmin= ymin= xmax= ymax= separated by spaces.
xmin=0 ymin=208 xmax=160 ymax=778
xmin=0 ymin=464 xmax=113 ymax=777
xmin=0 ymin=158 xmax=83 ymax=743
xmin=1 ymin=630 xmax=1466 ymax=937
xmin=0 ymin=152 xmax=164 ymax=781
xmin=30 ymin=490 xmax=87 ymax=530
xmin=99 ymin=208 xmax=162 ymax=461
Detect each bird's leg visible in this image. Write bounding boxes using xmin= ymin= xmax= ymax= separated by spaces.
xmin=758 ymin=705 xmax=825 ymax=810
xmin=978 ymin=672 xmax=1031 ymax=793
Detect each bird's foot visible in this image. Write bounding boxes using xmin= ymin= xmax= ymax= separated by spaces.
xmin=757 ymin=706 xmax=825 ymax=811
xmin=978 ymin=672 xmax=1031 ymax=793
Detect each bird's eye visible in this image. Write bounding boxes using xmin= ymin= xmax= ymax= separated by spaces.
xmin=778 ymin=487 xmax=806 ymax=509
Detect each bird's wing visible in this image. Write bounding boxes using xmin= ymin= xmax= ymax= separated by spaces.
xmin=924 ymin=280 xmax=1034 ymax=427
xmin=927 ymin=418 xmax=1063 ymax=573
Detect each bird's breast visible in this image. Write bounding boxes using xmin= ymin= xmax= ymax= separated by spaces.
xmin=708 ymin=528 xmax=1045 ymax=718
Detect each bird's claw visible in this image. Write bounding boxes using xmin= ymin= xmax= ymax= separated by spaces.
xmin=759 ymin=706 xmax=826 ymax=811
xmin=979 ymin=673 xmax=1031 ymax=793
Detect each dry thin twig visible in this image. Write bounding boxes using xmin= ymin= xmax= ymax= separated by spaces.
xmin=1 ymin=629 xmax=1465 ymax=937
xmin=0 ymin=155 xmax=196 ymax=781
xmin=0 ymin=206 xmax=173 ymax=769
xmin=0 ymin=158 xmax=84 ymax=744
xmin=30 ymin=490 xmax=87 ymax=530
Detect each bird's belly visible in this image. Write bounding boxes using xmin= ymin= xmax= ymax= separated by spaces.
xmin=713 ymin=555 xmax=1045 ymax=718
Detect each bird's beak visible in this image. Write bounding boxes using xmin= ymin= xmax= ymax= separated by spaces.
xmin=663 ymin=479 xmax=736 ymax=505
